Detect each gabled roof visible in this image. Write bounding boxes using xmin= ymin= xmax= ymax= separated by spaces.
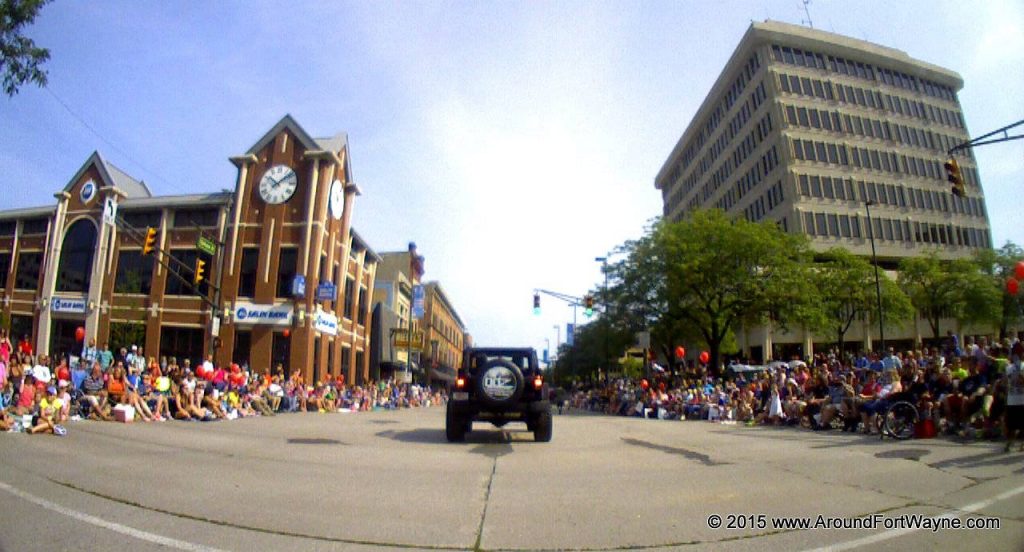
xmin=245 ymin=114 xmax=321 ymax=156
xmin=315 ymin=133 xmax=354 ymax=184
xmin=62 ymin=151 xmax=152 ymax=199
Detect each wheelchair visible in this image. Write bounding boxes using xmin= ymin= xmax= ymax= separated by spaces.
xmin=880 ymin=392 xmax=920 ymax=440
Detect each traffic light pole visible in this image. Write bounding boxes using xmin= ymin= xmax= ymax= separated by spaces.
xmin=533 ymin=288 xmax=585 ymax=384
xmin=948 ymin=118 xmax=1024 ymax=154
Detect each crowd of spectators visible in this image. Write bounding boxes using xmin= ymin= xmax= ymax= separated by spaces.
xmin=0 ymin=329 xmax=448 ymax=435
xmin=568 ymin=334 xmax=1024 ymax=451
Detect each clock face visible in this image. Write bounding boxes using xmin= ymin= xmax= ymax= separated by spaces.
xmin=80 ymin=180 xmax=97 ymax=204
xmin=258 ymin=165 xmax=298 ymax=204
xmin=329 ymin=179 xmax=344 ymax=220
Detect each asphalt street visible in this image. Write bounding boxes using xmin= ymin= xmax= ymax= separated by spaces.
xmin=1 ymin=408 xmax=1022 ymax=551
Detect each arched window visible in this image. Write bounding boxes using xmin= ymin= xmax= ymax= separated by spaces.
xmin=56 ymin=219 xmax=97 ymax=293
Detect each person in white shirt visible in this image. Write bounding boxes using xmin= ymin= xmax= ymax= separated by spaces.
xmin=32 ymin=358 xmax=52 ymax=385
xmin=1003 ymin=359 xmax=1024 ymax=452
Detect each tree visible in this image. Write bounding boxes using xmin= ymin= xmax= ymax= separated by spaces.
xmin=898 ymin=252 xmax=1000 ymax=341
xmin=974 ymin=242 xmax=1024 ymax=339
xmin=810 ymin=248 xmax=913 ymax=352
xmin=606 ymin=210 xmax=815 ymax=376
xmin=1 ymin=0 xmax=51 ymax=96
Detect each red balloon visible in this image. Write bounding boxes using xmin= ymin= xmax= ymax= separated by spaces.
xmin=699 ymin=351 xmax=710 ymax=364
xmin=1016 ymin=261 xmax=1024 ymax=280
xmin=674 ymin=346 xmax=685 ymax=359
xmin=283 ymin=328 xmax=291 ymax=338
xmin=74 ymin=326 xmax=85 ymax=343
xmin=640 ymin=379 xmax=649 ymax=390
xmin=1009 ymin=277 xmax=1020 ymax=296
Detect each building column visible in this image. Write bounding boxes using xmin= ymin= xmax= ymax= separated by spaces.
xmin=36 ymin=193 xmax=70 ymax=356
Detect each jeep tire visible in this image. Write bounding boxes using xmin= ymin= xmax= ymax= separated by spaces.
xmin=445 ymin=405 xmax=466 ymax=442
xmin=533 ymin=410 xmax=553 ymax=442
xmin=475 ymin=359 xmax=525 ymax=408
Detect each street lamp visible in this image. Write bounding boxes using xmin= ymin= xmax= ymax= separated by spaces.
xmin=595 ymin=256 xmax=609 ymax=383
xmin=865 ymin=200 xmax=885 ymax=352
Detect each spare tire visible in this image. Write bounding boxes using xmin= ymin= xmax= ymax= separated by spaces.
xmin=475 ymin=358 xmax=524 ymax=408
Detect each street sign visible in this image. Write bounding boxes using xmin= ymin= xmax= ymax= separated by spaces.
xmin=196 ymin=236 xmax=216 ymax=256
xmin=316 ymin=281 xmax=337 ymax=302
xmin=394 ymin=329 xmax=424 ymax=350
xmin=210 ymin=316 xmax=221 ymax=337
xmin=102 ymin=197 xmax=118 ymax=227
xmin=291 ymin=275 xmax=306 ymax=298
xmin=412 ymin=284 xmax=425 ymax=319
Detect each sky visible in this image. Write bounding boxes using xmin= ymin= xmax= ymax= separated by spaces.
xmin=2 ymin=0 xmax=1022 ymax=357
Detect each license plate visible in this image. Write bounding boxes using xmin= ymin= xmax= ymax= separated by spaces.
xmin=453 ymin=392 xmax=469 ymax=401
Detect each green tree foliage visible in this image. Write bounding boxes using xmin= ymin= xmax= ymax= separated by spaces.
xmin=898 ymin=252 xmax=1000 ymax=340
xmin=974 ymin=242 xmax=1024 ymax=339
xmin=605 ymin=210 xmax=815 ymax=375
xmin=810 ymin=248 xmax=913 ymax=351
xmin=553 ymin=316 xmax=632 ymax=383
xmin=1 ymin=0 xmax=50 ymax=96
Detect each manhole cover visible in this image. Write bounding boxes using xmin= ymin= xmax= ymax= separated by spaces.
xmin=287 ymin=438 xmax=344 ymax=445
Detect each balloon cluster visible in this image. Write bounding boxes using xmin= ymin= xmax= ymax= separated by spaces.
xmin=1007 ymin=261 xmax=1024 ymax=296
xmin=673 ymin=345 xmax=710 ymax=364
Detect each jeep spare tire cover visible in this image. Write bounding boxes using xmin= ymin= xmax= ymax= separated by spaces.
xmin=477 ymin=359 xmax=524 ymax=406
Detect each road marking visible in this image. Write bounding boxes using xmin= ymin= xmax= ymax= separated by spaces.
xmin=0 ymin=480 xmax=226 ymax=552
xmin=801 ymin=483 xmax=1024 ymax=552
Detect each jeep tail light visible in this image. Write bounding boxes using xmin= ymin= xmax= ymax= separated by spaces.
xmin=456 ymin=377 xmax=466 ymax=390
xmin=533 ymin=376 xmax=543 ymax=390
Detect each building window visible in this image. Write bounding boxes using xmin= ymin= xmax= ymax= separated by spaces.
xmin=804 ymin=212 xmax=816 ymax=236
xmin=233 ymin=330 xmax=252 ymax=369
xmin=159 ymin=326 xmax=205 ymax=365
xmin=172 ymin=208 xmax=219 ymax=228
xmin=15 ymin=252 xmax=42 ymax=290
xmin=341 ymin=346 xmax=351 ymax=375
xmin=56 ymin=219 xmax=98 ymax=293
xmin=238 ymin=248 xmax=259 ymax=297
xmin=357 ymin=286 xmax=367 ymax=326
xmin=114 ymin=250 xmax=154 ymax=295
xmin=343 ymin=277 xmax=355 ymax=320
xmin=122 ymin=211 xmax=162 ymax=229
xmin=0 ymin=221 xmax=15 ymax=236
xmin=165 ymin=249 xmax=208 ymax=296
xmin=272 ymin=332 xmax=291 ymax=374
xmin=276 ymin=247 xmax=298 ymax=298
xmin=21 ymin=218 xmax=48 ymax=235
xmin=0 ymin=252 xmax=9 ymax=290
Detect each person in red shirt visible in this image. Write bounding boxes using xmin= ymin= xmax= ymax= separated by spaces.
xmin=228 ymin=364 xmax=246 ymax=389
xmin=211 ymin=364 xmax=227 ymax=392
xmin=18 ymin=335 xmax=32 ymax=357
xmin=54 ymin=359 xmax=71 ymax=387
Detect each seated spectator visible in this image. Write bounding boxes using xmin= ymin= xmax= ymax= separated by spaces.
xmin=859 ymin=370 xmax=902 ymax=434
xmin=0 ymin=406 xmax=12 ymax=431
xmin=196 ymin=381 xmax=227 ymax=419
xmin=11 ymin=374 xmax=36 ymax=416
xmin=29 ymin=386 xmax=63 ymax=435
xmin=265 ymin=376 xmax=285 ymax=412
xmin=106 ymin=364 xmax=130 ymax=407
xmin=81 ymin=364 xmax=114 ymax=421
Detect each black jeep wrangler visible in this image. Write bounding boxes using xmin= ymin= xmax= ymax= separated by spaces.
xmin=445 ymin=347 xmax=552 ymax=442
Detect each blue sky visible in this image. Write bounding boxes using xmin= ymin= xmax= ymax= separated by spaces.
xmin=2 ymin=1 xmax=1022 ymax=356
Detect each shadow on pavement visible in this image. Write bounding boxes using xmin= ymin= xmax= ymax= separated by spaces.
xmin=621 ymin=437 xmax=729 ymax=466
xmin=375 ymin=426 xmax=535 ymax=458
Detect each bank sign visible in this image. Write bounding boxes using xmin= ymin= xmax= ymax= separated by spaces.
xmin=233 ymin=302 xmax=292 ymax=327
xmin=51 ymin=296 xmax=87 ymax=314
xmin=313 ymin=309 xmax=338 ymax=336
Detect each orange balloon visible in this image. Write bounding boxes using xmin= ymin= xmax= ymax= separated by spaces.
xmin=699 ymin=351 xmax=710 ymax=364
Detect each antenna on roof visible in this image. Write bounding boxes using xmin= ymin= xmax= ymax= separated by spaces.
xmin=800 ymin=0 xmax=814 ymax=29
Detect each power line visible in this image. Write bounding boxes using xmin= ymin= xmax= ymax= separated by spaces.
xmin=44 ymin=86 xmax=173 ymax=188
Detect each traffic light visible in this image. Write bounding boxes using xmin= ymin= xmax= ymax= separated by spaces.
xmin=533 ymin=293 xmax=540 ymax=315
xmin=194 ymin=258 xmax=206 ymax=285
xmin=142 ymin=227 xmax=158 ymax=255
xmin=584 ymin=295 xmax=594 ymax=317
xmin=944 ymin=157 xmax=965 ymax=197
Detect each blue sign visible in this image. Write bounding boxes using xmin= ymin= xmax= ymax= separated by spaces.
xmin=566 ymin=323 xmax=575 ymax=346
xmin=316 ymin=281 xmax=337 ymax=302
xmin=412 ymin=284 xmax=425 ymax=319
xmin=543 ymin=348 xmax=549 ymax=363
xmin=291 ymin=275 xmax=306 ymax=298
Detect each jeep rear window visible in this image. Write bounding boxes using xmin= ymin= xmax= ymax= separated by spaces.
xmin=471 ymin=354 xmax=531 ymax=371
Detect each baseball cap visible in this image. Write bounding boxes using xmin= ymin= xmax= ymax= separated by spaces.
xmin=47 ymin=386 xmax=57 ymax=394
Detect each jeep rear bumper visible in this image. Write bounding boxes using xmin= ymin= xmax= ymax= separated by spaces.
xmin=448 ymin=400 xmax=551 ymax=421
